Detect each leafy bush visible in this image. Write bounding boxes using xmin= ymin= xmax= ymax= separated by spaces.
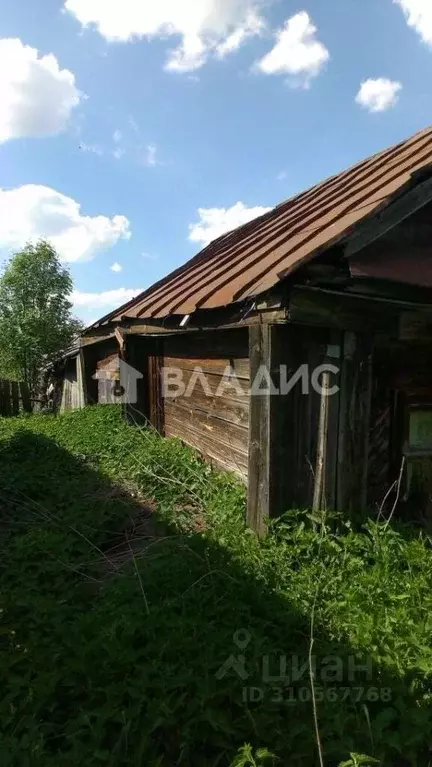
xmin=0 ymin=406 xmax=431 ymax=766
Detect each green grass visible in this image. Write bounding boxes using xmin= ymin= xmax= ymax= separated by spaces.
xmin=0 ymin=405 xmax=431 ymax=766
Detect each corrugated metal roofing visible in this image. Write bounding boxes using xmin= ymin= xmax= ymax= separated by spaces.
xmin=89 ymin=125 xmax=432 ymax=328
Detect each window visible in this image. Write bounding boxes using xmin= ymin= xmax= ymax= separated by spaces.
xmin=404 ymin=406 xmax=432 ymax=509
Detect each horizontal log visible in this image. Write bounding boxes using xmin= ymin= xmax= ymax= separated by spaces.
xmin=163 ymin=366 xmax=250 ymax=399
xmin=163 ymin=355 xmax=249 ymax=380
xmin=165 ymin=403 xmax=249 ymax=455
xmin=163 ymin=329 xmax=249 ymax=359
xmin=289 ymin=286 xmax=400 ymax=335
xmin=165 ymin=390 xmax=249 ymax=429
xmin=165 ymin=417 xmax=248 ymax=480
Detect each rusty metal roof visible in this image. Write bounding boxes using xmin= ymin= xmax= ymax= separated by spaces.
xmin=89 ymin=125 xmax=432 ymax=328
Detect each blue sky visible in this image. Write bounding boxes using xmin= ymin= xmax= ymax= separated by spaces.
xmin=0 ymin=0 xmax=431 ymax=324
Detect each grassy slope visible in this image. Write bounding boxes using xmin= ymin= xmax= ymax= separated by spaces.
xmin=0 ymin=406 xmax=431 ymax=767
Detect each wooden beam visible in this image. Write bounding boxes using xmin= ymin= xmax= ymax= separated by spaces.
xmin=399 ymin=312 xmax=432 ymax=340
xmin=2 ymin=380 xmax=11 ymax=417
xmin=80 ymin=333 xmax=115 ymax=346
xmin=336 ymin=333 xmax=373 ymax=513
xmin=125 ymin=311 xmax=287 ymax=336
xmin=312 ymin=334 xmax=342 ymax=511
xmin=79 ymin=348 xmax=89 ymax=406
xmin=123 ymin=335 xmax=150 ymax=426
xmin=20 ymin=382 xmax=32 ymax=413
xmin=115 ymin=327 xmax=127 ymax=357
xmin=345 ymin=174 xmax=432 ymax=258
xmin=289 ymin=286 xmax=402 ymax=336
xmin=148 ymin=339 xmax=164 ymax=434
xmin=11 ymin=382 xmax=19 ymax=416
xmin=247 ymin=324 xmax=277 ymax=536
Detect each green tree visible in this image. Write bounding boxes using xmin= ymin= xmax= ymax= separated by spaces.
xmin=0 ymin=240 xmax=83 ymax=394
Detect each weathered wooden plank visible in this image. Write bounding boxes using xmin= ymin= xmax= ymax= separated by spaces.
xmin=289 ymin=286 xmax=400 ymax=336
xmin=11 ymin=382 xmax=20 ymax=415
xmin=345 ymin=174 xmax=432 ymax=258
xmin=19 ymin=382 xmax=31 ymax=413
xmin=312 ymin=335 xmax=342 ymax=511
xmin=399 ymin=312 xmax=432 ymax=340
xmin=165 ymin=395 xmax=249 ymax=429
xmin=123 ymin=334 xmax=150 ymax=425
xmin=148 ymin=341 xmax=164 ymax=434
xmin=163 ymin=367 xmax=250 ymax=401
xmin=163 ymin=355 xmax=250 ymax=380
xmin=267 ymin=324 xmax=331 ymax=513
xmin=164 ymin=328 xmax=249 ymax=360
xmin=125 ymin=309 xmax=286 ymax=335
xmin=165 ymin=417 xmax=248 ymax=480
xmin=337 ymin=333 xmax=374 ymax=513
xmin=2 ymin=380 xmax=11 ymax=417
xmin=165 ymin=403 xmax=248 ymax=454
xmin=166 ymin=390 xmax=249 ymax=429
xmin=247 ymin=324 xmax=274 ymax=535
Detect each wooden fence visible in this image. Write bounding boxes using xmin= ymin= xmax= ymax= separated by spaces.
xmin=0 ymin=380 xmax=32 ymax=416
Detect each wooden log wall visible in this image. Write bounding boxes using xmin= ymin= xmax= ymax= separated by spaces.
xmin=336 ymin=333 xmax=373 ymax=514
xmin=162 ymin=330 xmax=250 ymax=480
xmin=60 ymin=355 xmax=86 ymax=412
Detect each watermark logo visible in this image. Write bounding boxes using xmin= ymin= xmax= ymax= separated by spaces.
xmin=215 ymin=630 xmax=392 ymax=705
xmin=162 ymin=363 xmax=340 ymax=400
xmin=91 ymin=358 xmax=340 ymax=404
xmin=93 ymin=357 xmax=143 ymax=404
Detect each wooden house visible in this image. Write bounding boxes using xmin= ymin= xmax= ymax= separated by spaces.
xmin=65 ymin=126 xmax=432 ymax=531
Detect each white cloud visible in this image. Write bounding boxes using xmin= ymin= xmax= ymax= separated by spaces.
xmin=145 ymin=144 xmax=158 ymax=166
xmin=394 ymin=0 xmax=432 ymax=45
xmin=110 ymin=261 xmax=123 ymax=272
xmin=0 ymin=38 xmax=80 ymax=143
xmin=216 ymin=11 xmax=264 ymax=57
xmin=256 ymin=11 xmax=329 ymax=86
xmin=355 ymin=78 xmax=402 ymax=113
xmin=189 ymin=201 xmax=272 ymax=247
xmin=79 ymin=140 xmax=103 ymax=156
xmin=72 ymin=288 xmax=143 ymax=318
xmin=129 ymin=115 xmax=139 ymax=133
xmin=113 ymin=147 xmax=125 ymax=160
xmin=0 ymin=184 xmax=131 ymax=262
xmin=64 ymin=0 xmax=266 ymax=71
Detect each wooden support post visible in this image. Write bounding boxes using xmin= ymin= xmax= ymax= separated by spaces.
xmin=148 ymin=340 xmax=164 ymax=434
xmin=20 ymin=382 xmax=32 ymax=413
xmin=2 ymin=380 xmax=11 ymax=417
xmin=337 ymin=332 xmax=373 ymax=513
xmin=247 ymin=324 xmax=275 ymax=535
xmin=79 ymin=348 xmax=88 ymax=406
xmin=11 ymin=382 xmax=20 ymax=415
xmin=312 ymin=334 xmax=342 ymax=511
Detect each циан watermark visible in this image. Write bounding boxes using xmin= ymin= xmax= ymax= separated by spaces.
xmin=215 ymin=630 xmax=392 ymax=704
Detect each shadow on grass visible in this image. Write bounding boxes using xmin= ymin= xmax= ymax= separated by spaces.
xmin=0 ymin=430 xmax=430 ymax=767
